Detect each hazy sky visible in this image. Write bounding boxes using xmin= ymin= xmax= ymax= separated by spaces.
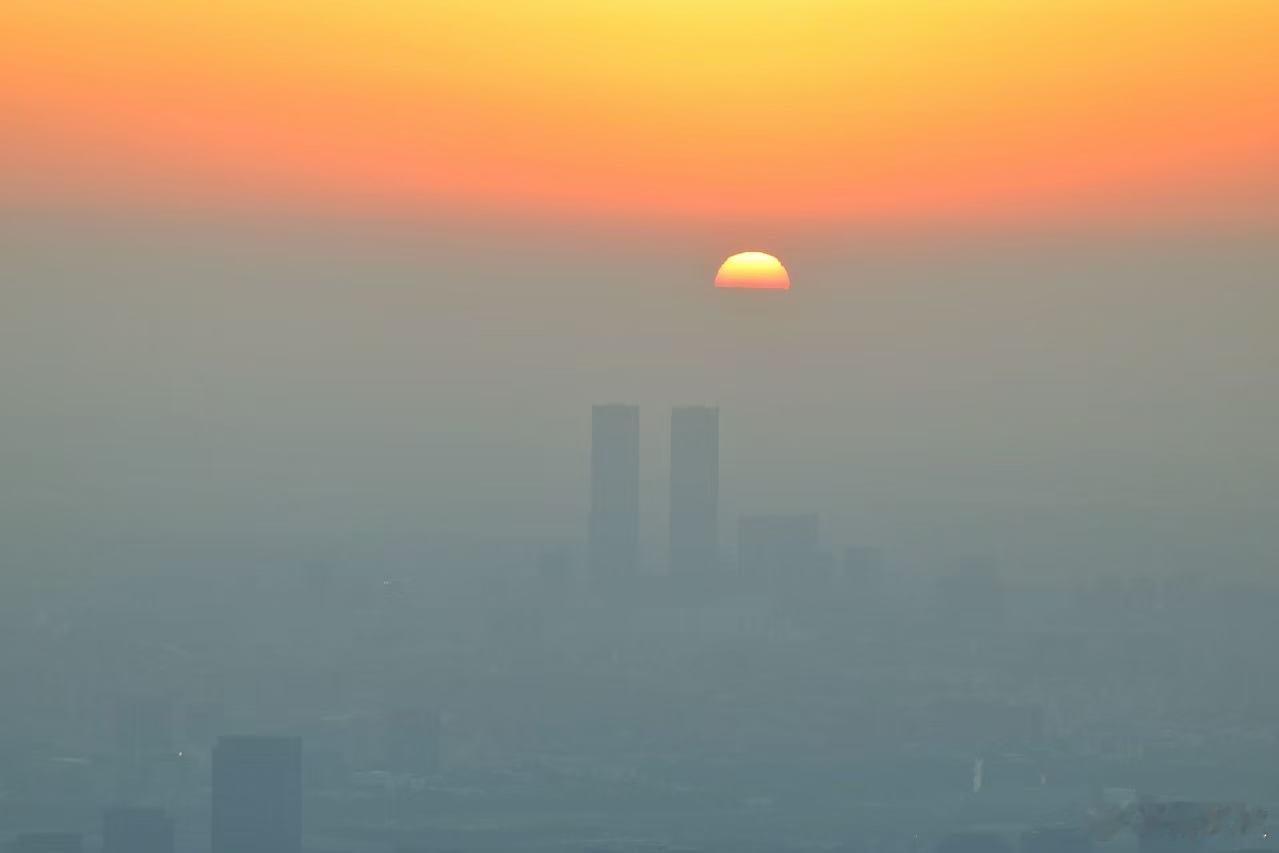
xmin=2 ymin=2 xmax=1278 ymax=581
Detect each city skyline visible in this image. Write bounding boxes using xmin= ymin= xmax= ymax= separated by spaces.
xmin=2 ymin=2 xmax=1277 ymax=852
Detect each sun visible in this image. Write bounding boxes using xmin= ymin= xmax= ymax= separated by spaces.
xmin=714 ymin=251 xmax=790 ymax=290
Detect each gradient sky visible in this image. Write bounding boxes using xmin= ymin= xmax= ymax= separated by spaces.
xmin=3 ymin=3 xmax=1278 ymax=582
xmin=5 ymin=1 xmax=1278 ymax=229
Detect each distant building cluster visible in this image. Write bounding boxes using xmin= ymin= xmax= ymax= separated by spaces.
xmin=588 ymin=403 xmax=882 ymax=591
xmin=5 ymin=403 xmax=1275 ymax=853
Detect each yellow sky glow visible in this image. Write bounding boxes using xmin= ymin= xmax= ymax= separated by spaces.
xmin=3 ymin=1 xmax=1277 ymax=229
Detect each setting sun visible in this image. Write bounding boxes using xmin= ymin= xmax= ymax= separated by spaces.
xmin=714 ymin=252 xmax=790 ymax=291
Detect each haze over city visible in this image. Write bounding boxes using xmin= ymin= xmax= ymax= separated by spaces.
xmin=2 ymin=2 xmax=1278 ymax=853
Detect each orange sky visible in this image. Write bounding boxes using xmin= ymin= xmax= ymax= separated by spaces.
xmin=4 ymin=1 xmax=1278 ymax=230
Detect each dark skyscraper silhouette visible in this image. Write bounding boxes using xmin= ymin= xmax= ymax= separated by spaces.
xmin=212 ymin=736 xmax=302 ymax=853
xmin=588 ymin=404 xmax=640 ymax=581
xmin=103 ymin=808 xmax=174 ymax=853
xmin=669 ymin=406 xmax=719 ymax=575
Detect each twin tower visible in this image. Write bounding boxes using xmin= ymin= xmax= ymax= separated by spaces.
xmin=589 ymin=404 xmax=719 ymax=579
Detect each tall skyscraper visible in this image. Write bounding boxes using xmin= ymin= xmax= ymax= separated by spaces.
xmin=212 ymin=736 xmax=302 ymax=853
xmin=103 ymin=808 xmax=174 ymax=853
xmin=669 ymin=406 xmax=719 ymax=575
xmin=588 ymin=404 xmax=640 ymax=581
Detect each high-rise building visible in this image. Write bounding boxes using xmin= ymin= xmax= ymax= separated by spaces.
xmin=9 ymin=834 xmax=82 ymax=853
xmin=103 ymin=808 xmax=174 ymax=853
xmin=737 ymin=514 xmax=820 ymax=578
xmin=212 ymin=736 xmax=302 ymax=853
xmin=669 ymin=406 xmax=719 ymax=575
xmin=588 ymin=404 xmax=640 ymax=581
